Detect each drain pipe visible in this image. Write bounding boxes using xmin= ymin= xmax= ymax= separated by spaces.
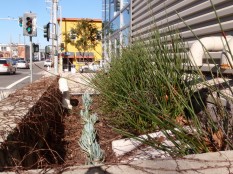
xmin=189 ymin=36 xmax=232 ymax=66
xmin=58 ymin=77 xmax=72 ymax=110
xmin=221 ymin=38 xmax=233 ymax=69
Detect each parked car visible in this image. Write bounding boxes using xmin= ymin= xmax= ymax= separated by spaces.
xmin=0 ymin=58 xmax=17 ymax=74
xmin=16 ymin=60 xmax=29 ymax=69
xmin=14 ymin=58 xmax=24 ymax=64
xmin=15 ymin=58 xmax=24 ymax=62
xmin=33 ymin=57 xmax=39 ymax=62
xmin=44 ymin=59 xmax=53 ymax=67
xmin=8 ymin=58 xmax=17 ymax=65
xmin=79 ymin=60 xmax=105 ymax=73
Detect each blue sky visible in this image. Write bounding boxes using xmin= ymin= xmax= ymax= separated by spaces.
xmin=0 ymin=0 xmax=102 ymax=48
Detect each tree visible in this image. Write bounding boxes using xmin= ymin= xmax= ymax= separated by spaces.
xmin=63 ymin=19 xmax=101 ymax=57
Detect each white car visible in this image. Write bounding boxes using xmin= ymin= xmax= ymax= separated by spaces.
xmin=16 ymin=60 xmax=29 ymax=69
xmin=0 ymin=58 xmax=17 ymax=74
xmin=79 ymin=60 xmax=105 ymax=73
xmin=44 ymin=59 xmax=53 ymax=67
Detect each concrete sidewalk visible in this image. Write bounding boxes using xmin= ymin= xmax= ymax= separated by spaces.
xmin=61 ymin=72 xmax=98 ymax=94
xmin=43 ymin=69 xmax=98 ymax=94
xmin=59 ymin=150 xmax=233 ymax=174
xmin=6 ymin=151 xmax=231 ymax=174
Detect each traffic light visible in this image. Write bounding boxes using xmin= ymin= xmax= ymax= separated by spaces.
xmin=33 ymin=43 xmax=39 ymax=52
xmin=44 ymin=23 xmax=50 ymax=42
xmin=23 ymin=13 xmax=37 ymax=37
xmin=115 ymin=0 xmax=120 ymax=11
xmin=45 ymin=46 xmax=50 ymax=54
xmin=18 ymin=17 xmax=22 ymax=27
xmin=26 ymin=17 xmax=32 ymax=34
xmin=60 ymin=43 xmax=64 ymax=51
xmin=96 ymin=31 xmax=102 ymax=41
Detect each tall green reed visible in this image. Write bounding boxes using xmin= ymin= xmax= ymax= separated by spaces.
xmin=90 ymin=29 xmax=211 ymax=156
xmin=89 ymin=0 xmax=233 ymax=156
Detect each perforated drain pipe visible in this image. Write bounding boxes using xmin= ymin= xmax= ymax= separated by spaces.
xmin=58 ymin=77 xmax=72 ymax=110
xmin=188 ymin=36 xmax=232 ymax=66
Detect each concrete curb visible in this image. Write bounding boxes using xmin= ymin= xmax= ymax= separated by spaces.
xmin=4 ymin=151 xmax=232 ymax=174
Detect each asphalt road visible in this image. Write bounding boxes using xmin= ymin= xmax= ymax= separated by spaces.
xmin=0 ymin=61 xmax=47 ymax=100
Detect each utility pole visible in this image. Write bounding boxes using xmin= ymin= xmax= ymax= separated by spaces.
xmin=45 ymin=0 xmax=59 ymax=74
xmin=19 ymin=34 xmax=21 ymax=44
xmin=10 ymin=34 xmax=12 ymax=57
xmin=52 ymin=0 xmax=58 ymax=75
xmin=58 ymin=5 xmax=62 ymax=72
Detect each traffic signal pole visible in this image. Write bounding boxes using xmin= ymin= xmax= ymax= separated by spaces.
xmin=23 ymin=12 xmax=37 ymax=83
xmin=30 ymin=36 xmax=33 ymax=83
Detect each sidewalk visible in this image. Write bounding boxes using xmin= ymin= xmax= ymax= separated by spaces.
xmin=43 ymin=68 xmax=98 ymax=94
xmin=6 ymin=151 xmax=232 ymax=174
xmin=60 ymin=72 xmax=99 ymax=95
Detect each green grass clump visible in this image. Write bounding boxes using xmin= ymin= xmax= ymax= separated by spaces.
xmin=88 ymin=1 xmax=233 ymax=157
xmin=90 ymin=30 xmax=211 ymax=156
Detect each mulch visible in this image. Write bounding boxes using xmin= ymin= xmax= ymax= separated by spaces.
xmin=62 ymin=95 xmax=123 ymax=166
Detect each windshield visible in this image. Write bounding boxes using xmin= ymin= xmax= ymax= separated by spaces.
xmin=0 ymin=60 xmax=7 ymax=64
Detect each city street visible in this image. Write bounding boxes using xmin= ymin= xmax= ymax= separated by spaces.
xmin=0 ymin=61 xmax=47 ymax=100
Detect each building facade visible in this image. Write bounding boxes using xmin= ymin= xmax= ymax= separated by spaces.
xmin=0 ymin=44 xmax=30 ymax=59
xmin=102 ymin=0 xmax=131 ymax=62
xmin=102 ymin=0 xmax=233 ymax=71
xmin=58 ymin=18 xmax=102 ymax=71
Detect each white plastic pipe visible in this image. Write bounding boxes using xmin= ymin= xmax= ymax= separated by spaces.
xmin=58 ymin=77 xmax=72 ymax=110
xmin=221 ymin=37 xmax=233 ymax=69
xmin=188 ymin=36 xmax=232 ymax=66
